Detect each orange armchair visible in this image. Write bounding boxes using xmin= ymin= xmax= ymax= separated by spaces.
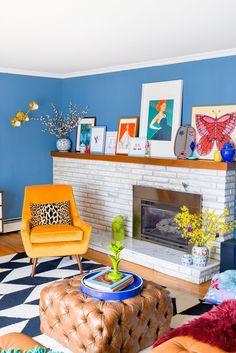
xmin=148 ymin=336 xmax=230 ymax=353
xmin=21 ymin=184 xmax=92 ymax=276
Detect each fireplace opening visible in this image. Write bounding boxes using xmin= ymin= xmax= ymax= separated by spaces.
xmin=133 ymin=186 xmax=201 ymax=251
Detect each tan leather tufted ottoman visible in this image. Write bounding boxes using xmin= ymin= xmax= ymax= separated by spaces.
xmin=40 ymin=274 xmax=173 ymax=353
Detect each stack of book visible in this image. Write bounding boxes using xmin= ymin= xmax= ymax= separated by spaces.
xmin=83 ymin=268 xmax=134 ymax=292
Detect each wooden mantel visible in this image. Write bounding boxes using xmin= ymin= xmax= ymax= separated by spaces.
xmin=51 ymin=151 xmax=236 ymax=171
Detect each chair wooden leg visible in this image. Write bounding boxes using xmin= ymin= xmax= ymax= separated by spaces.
xmin=76 ymin=256 xmax=83 ymax=273
xmin=31 ymin=258 xmax=38 ymax=277
xmin=29 ymin=258 xmax=32 ymax=263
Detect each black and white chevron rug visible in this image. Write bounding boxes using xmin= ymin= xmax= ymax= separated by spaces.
xmin=0 ymin=252 xmax=213 ymax=353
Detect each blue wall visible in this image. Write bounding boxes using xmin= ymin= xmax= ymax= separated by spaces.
xmin=0 ymin=74 xmax=62 ymax=219
xmin=62 ymin=55 xmax=236 ymax=150
xmin=3 ymin=55 xmax=236 ymax=219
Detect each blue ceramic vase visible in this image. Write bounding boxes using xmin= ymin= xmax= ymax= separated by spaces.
xmin=220 ymin=142 xmax=236 ymax=163
xmin=181 ymin=254 xmax=193 ymax=266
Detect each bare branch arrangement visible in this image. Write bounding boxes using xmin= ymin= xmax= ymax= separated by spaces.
xmin=33 ymin=103 xmax=88 ymax=138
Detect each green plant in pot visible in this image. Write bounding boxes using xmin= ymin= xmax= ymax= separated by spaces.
xmin=108 ymin=241 xmax=124 ymax=281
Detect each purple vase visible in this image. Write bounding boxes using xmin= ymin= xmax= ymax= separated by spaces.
xmin=220 ymin=142 xmax=235 ymax=163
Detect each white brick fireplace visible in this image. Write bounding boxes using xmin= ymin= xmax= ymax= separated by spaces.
xmin=52 ymin=153 xmax=236 ymax=283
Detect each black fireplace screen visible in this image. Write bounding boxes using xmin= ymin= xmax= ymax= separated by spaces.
xmin=141 ymin=202 xmax=186 ymax=248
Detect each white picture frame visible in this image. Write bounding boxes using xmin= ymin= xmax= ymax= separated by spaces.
xmin=128 ymin=137 xmax=147 ymax=157
xmin=90 ymin=126 xmax=106 ymax=154
xmin=139 ymin=80 xmax=183 ymax=158
xmin=105 ymin=131 xmax=117 ymax=155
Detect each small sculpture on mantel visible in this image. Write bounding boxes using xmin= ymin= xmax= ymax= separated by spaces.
xmin=174 ymin=126 xmax=198 ymax=159
xmin=145 ymin=140 xmax=151 ymax=157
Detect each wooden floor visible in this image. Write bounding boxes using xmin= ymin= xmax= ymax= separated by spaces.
xmin=0 ymin=232 xmax=210 ymax=299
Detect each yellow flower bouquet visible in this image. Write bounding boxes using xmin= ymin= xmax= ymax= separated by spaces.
xmin=175 ymin=206 xmax=235 ymax=248
xmin=175 ymin=206 xmax=236 ymax=267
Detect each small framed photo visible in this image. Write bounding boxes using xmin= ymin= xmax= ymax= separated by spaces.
xmin=116 ymin=117 xmax=139 ymax=155
xmin=105 ymin=131 xmax=117 ymax=155
xmin=75 ymin=117 xmax=96 ymax=152
xmin=128 ymin=137 xmax=147 ymax=157
xmin=90 ymin=126 xmax=106 ymax=154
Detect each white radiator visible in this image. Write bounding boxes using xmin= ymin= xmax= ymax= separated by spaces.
xmin=3 ymin=218 xmax=21 ymax=233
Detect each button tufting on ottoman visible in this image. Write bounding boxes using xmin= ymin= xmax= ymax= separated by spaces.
xmin=39 ymin=274 xmax=173 ymax=353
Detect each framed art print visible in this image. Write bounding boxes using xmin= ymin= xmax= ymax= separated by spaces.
xmin=128 ymin=137 xmax=147 ymax=157
xmin=116 ymin=117 xmax=139 ymax=155
xmin=75 ymin=117 xmax=96 ymax=152
xmin=139 ymin=80 xmax=183 ymax=158
xmin=191 ymin=104 xmax=236 ymax=160
xmin=90 ymin=126 xmax=106 ymax=154
xmin=105 ymin=131 xmax=117 ymax=155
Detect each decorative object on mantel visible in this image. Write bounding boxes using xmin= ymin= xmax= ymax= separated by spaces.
xmin=145 ymin=140 xmax=151 ymax=157
xmin=108 ymin=241 xmax=124 ymax=280
xmin=214 ymin=149 xmax=222 ymax=162
xmin=90 ymin=126 xmax=106 ymax=154
xmin=112 ymin=215 xmax=125 ymax=240
xmin=116 ymin=116 xmax=139 ymax=155
xmin=220 ymin=141 xmax=236 ymax=162
xmin=191 ymin=104 xmax=236 ymax=160
xmin=174 ymin=126 xmax=196 ymax=159
xmin=75 ymin=117 xmax=96 ymax=152
xmin=128 ymin=137 xmax=147 ymax=157
xmin=11 ymin=101 xmax=39 ymax=127
xmin=175 ymin=206 xmax=236 ymax=267
xmin=80 ymin=143 xmax=86 ymax=154
xmin=139 ymin=80 xmax=183 ymax=158
xmin=104 ymin=131 xmax=117 ymax=155
xmin=34 ymin=103 xmax=87 ymax=152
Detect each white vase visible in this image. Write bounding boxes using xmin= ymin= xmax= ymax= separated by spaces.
xmin=192 ymin=246 xmax=209 ymax=267
xmin=56 ymin=138 xmax=71 ymax=152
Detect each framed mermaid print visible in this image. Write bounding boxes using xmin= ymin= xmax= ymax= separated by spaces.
xmin=139 ymin=80 xmax=183 ymax=158
xmin=191 ymin=104 xmax=236 ymax=160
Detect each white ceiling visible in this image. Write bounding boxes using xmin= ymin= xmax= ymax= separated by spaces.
xmin=1 ymin=0 xmax=236 ymax=78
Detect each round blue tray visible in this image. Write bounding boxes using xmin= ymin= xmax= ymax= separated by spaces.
xmin=81 ymin=270 xmax=143 ymax=301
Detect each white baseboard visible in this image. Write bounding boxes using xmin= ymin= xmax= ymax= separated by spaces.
xmin=3 ymin=219 xmax=21 ymax=233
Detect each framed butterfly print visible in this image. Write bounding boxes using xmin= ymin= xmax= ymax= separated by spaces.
xmin=191 ymin=105 xmax=236 ymax=160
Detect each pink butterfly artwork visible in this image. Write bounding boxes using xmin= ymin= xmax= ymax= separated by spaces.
xmin=195 ymin=113 xmax=236 ymax=156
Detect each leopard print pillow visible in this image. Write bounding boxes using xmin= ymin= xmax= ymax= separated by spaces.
xmin=30 ymin=200 xmax=72 ymax=227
